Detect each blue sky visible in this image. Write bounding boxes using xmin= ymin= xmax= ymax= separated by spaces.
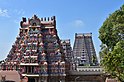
xmin=0 ymin=0 xmax=123 ymax=60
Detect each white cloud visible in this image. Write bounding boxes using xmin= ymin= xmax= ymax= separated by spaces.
xmin=0 ymin=8 xmax=25 ymax=18
xmin=73 ymin=20 xmax=84 ymax=27
xmin=14 ymin=9 xmax=25 ymax=15
xmin=0 ymin=8 xmax=9 ymax=17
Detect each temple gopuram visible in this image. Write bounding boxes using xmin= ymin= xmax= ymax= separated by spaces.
xmin=0 ymin=15 xmax=66 ymax=82
xmin=0 ymin=15 xmax=108 ymax=82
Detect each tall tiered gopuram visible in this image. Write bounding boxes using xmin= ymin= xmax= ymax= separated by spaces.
xmin=1 ymin=15 xmax=66 ymax=82
xmin=73 ymin=33 xmax=98 ymax=66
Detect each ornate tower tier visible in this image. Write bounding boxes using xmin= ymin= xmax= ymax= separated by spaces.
xmin=1 ymin=15 xmax=66 ymax=82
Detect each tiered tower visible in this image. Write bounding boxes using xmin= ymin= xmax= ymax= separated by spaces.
xmin=1 ymin=15 xmax=66 ymax=82
xmin=73 ymin=33 xmax=98 ymax=66
xmin=60 ymin=39 xmax=74 ymax=72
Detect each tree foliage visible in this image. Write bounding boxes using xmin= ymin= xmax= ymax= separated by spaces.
xmin=99 ymin=5 xmax=124 ymax=81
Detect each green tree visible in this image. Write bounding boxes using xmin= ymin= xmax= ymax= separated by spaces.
xmin=99 ymin=5 xmax=124 ymax=81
